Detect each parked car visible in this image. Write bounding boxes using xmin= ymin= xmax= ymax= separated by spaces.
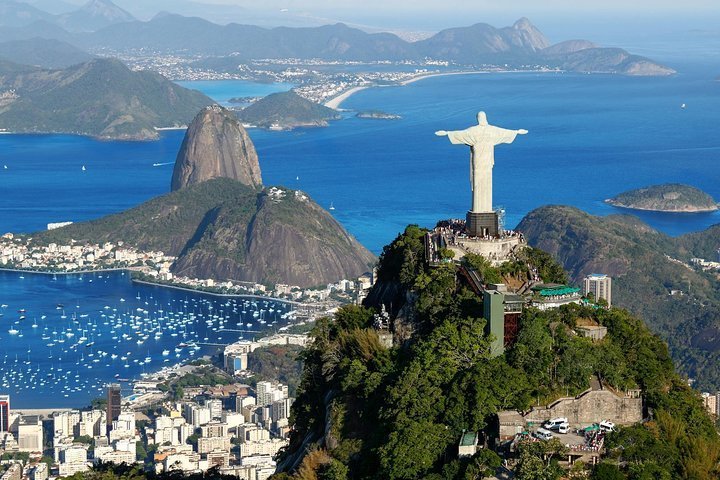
xmin=534 ymin=428 xmax=554 ymax=441
xmin=543 ymin=417 xmax=569 ymax=430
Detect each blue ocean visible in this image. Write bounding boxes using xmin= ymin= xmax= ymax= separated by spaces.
xmin=1 ymin=72 xmax=719 ymax=253
xmin=0 ymin=270 xmax=293 ymax=408
xmin=1 ymin=67 xmax=719 ymax=407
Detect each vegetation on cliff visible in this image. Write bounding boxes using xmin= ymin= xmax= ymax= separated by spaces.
xmin=275 ymin=225 xmax=719 ymax=480
xmin=518 ymin=206 xmax=720 ymax=389
xmin=33 ymin=178 xmax=374 ymax=287
xmin=606 ymin=184 xmax=718 ymax=212
xmin=237 ymin=91 xmax=340 ymax=129
xmin=0 ymin=58 xmax=212 ymax=139
xmin=248 ymin=345 xmax=304 ymax=396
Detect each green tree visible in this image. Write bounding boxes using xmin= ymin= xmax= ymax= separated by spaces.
xmin=318 ymin=459 xmax=349 ymax=480
xmin=591 ymin=463 xmax=625 ymax=480
xmin=464 ymin=449 xmax=502 ymax=479
xmin=516 ymin=439 xmax=567 ymax=480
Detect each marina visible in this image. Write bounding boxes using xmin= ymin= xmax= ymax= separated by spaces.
xmin=0 ymin=270 xmax=296 ymax=408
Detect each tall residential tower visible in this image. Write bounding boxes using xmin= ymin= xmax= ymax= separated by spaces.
xmin=583 ymin=274 xmax=612 ymax=306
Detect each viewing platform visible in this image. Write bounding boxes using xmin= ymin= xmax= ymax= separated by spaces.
xmin=426 ymin=218 xmax=524 ymax=266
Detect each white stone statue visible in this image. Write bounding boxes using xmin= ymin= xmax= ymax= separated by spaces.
xmin=436 ymin=112 xmax=527 ymax=213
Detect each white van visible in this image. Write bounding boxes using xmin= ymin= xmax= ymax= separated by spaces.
xmin=556 ymin=422 xmax=569 ymax=434
xmin=535 ymin=428 xmax=554 ymax=441
xmin=543 ymin=417 xmax=569 ymax=430
xmin=599 ymin=421 xmax=615 ymax=432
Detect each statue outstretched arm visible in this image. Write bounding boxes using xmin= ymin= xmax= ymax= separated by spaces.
xmin=517 ymin=129 xmax=528 ymax=135
xmin=435 ymin=130 xmax=448 ymax=136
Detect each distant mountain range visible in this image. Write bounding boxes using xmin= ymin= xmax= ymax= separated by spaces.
xmin=74 ymin=16 xmax=672 ymax=75
xmin=0 ymin=4 xmax=675 ymax=76
xmin=0 ymin=0 xmax=135 ymax=32
xmin=0 ymin=58 xmax=212 ymax=139
xmin=0 ymin=37 xmax=93 ymax=68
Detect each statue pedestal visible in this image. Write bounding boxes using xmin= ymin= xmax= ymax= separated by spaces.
xmin=466 ymin=211 xmax=499 ymax=237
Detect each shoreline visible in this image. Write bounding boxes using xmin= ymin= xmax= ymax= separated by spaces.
xmin=399 ymin=70 xmax=490 ymax=86
xmin=323 ymin=69 xmax=551 ymax=110
xmin=324 ymin=86 xmax=369 ymax=109
xmin=154 ymin=126 xmax=188 ymax=131
xmin=0 ymin=267 xmax=304 ymax=305
xmin=131 ymin=278 xmax=303 ymax=306
xmin=0 ymin=266 xmax=131 ymax=275
xmin=604 ymin=201 xmax=720 ymax=214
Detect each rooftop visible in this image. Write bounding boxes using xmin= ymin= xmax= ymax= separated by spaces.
xmin=531 ymin=284 xmax=581 ymax=297
xmin=460 ymin=431 xmax=478 ymax=447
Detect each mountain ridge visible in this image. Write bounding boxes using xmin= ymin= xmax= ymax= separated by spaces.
xmin=60 ymin=15 xmax=674 ymax=75
xmin=0 ymin=57 xmax=213 ymax=139
xmin=32 ymin=178 xmax=375 ymax=287
xmin=518 ymin=205 xmax=720 ymax=388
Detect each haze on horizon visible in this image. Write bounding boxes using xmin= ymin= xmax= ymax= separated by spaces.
xmin=38 ymin=0 xmax=720 ymax=60
xmin=61 ymin=0 xmax=720 ymax=32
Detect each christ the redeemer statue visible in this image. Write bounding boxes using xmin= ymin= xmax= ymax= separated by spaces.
xmin=436 ymin=112 xmax=527 ymax=214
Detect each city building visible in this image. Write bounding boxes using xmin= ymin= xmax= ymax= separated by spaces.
xmin=255 ymin=382 xmax=288 ymax=406
xmin=206 ymin=399 xmax=223 ymax=420
xmin=583 ymin=274 xmax=612 ymax=306
xmin=482 ymin=284 xmax=524 ymax=357
xmin=238 ymin=438 xmax=287 ymax=458
xmin=458 ymin=431 xmax=480 ymax=458
xmin=107 ymin=384 xmax=122 ymax=430
xmin=197 ymin=436 xmax=231 ymax=454
xmin=0 ymin=395 xmax=9 ymax=432
xmin=58 ymin=444 xmax=90 ymax=476
xmin=702 ymin=392 xmax=717 ymax=416
xmin=0 ymin=463 xmax=22 ymax=480
xmin=31 ymin=463 xmax=48 ymax=480
xmin=17 ymin=415 xmax=43 ymax=452
xmin=530 ymin=284 xmax=583 ymax=311
xmin=183 ymin=404 xmax=211 ymax=428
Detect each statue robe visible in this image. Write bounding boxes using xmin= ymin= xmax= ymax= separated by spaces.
xmin=447 ymin=125 xmax=519 ymax=213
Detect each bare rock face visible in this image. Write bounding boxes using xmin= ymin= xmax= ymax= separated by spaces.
xmin=171 ymin=105 xmax=263 ymax=191
xmin=171 ymin=185 xmax=376 ymax=287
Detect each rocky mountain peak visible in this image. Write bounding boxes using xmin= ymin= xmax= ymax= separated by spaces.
xmin=171 ymin=106 xmax=263 ymax=192
xmin=80 ymin=0 xmax=134 ymax=21
xmin=508 ymin=17 xmax=550 ymax=51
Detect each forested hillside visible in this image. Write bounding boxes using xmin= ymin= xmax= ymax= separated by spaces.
xmin=274 ymin=225 xmax=720 ymax=480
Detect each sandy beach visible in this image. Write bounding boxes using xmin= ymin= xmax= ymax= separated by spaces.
xmin=400 ymin=70 xmax=489 ymax=85
xmin=324 ymin=86 xmax=369 ymax=109
xmin=324 ymin=71 xmax=492 ymax=110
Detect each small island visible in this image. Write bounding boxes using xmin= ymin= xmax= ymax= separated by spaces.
xmin=228 ymin=96 xmax=262 ymax=104
xmin=356 ymin=110 xmax=402 ymax=120
xmin=237 ymin=90 xmax=341 ymax=130
xmin=605 ymin=184 xmax=719 ymax=213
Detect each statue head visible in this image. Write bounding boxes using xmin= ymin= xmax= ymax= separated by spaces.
xmin=477 ymin=112 xmax=488 ymax=126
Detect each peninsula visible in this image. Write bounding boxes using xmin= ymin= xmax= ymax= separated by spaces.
xmin=237 ymin=91 xmax=340 ymax=130
xmin=0 ymin=58 xmax=212 ymax=140
xmin=605 ymin=183 xmax=719 ymax=212
xmin=34 ymin=106 xmax=374 ymax=287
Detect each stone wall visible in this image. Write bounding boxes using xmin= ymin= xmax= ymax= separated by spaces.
xmin=497 ymin=389 xmax=643 ymax=440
